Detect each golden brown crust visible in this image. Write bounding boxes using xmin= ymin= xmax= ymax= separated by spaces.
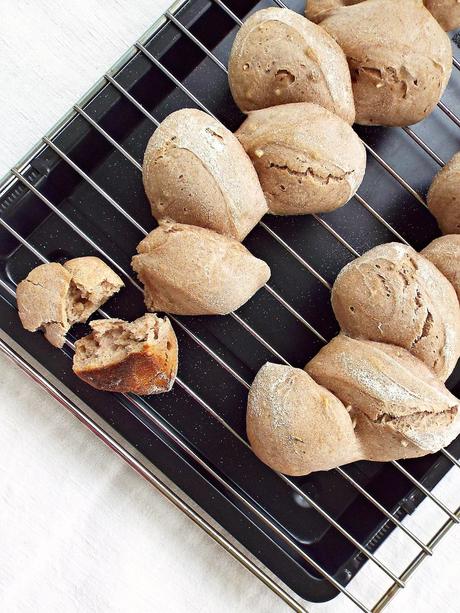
xmin=228 ymin=7 xmax=355 ymax=124
xmin=236 ymin=102 xmax=366 ymax=215
xmin=331 ymin=243 xmax=460 ymax=380
xmin=427 ymin=152 xmax=460 ymax=235
xmin=142 ymin=109 xmax=267 ymax=241
xmin=247 ymin=362 xmax=360 ymax=475
xmin=320 ymin=0 xmax=452 ymax=126
xmin=421 ymin=235 xmax=460 ymax=300
xmin=73 ymin=314 xmax=178 ymax=395
xmin=306 ymin=335 xmax=460 ymax=460
xmin=132 ymin=221 xmax=271 ymax=316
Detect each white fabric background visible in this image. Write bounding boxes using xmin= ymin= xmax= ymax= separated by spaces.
xmin=0 ymin=1 xmax=459 ymax=612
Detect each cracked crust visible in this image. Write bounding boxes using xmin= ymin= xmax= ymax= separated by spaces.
xmin=131 ymin=221 xmax=271 ymax=316
xmin=319 ymin=0 xmax=452 ymax=126
xmin=247 ymin=362 xmax=360 ymax=475
xmin=228 ymin=7 xmax=355 ymax=124
xmin=306 ymin=335 xmax=460 ymax=460
xmin=422 ymin=235 xmax=460 ymax=300
xmin=427 ymin=151 xmax=460 ymax=235
xmin=331 ymin=243 xmax=460 ymax=380
xmin=236 ymin=102 xmax=366 ymax=215
xmin=73 ymin=314 xmax=178 ymax=395
xmin=306 ymin=0 xmax=460 ymax=31
xmin=16 ymin=258 xmax=124 ymax=348
xmin=142 ymin=109 xmax=267 ymax=241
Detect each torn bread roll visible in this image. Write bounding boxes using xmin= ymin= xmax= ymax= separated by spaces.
xmin=427 ymin=151 xmax=460 ymax=235
xmin=305 ymin=0 xmax=363 ymax=23
xmin=306 ymin=335 xmax=460 ymax=462
xmin=17 ymin=257 xmax=124 ymax=348
xmin=228 ymin=7 xmax=355 ymax=124
xmin=247 ymin=362 xmax=360 ymax=476
xmin=423 ymin=0 xmax=460 ymax=31
xmin=421 ymin=235 xmax=460 ymax=300
xmin=73 ymin=314 xmax=178 ymax=394
xmin=331 ymin=243 xmax=460 ymax=380
xmin=236 ymin=102 xmax=366 ymax=215
xmin=319 ymin=0 xmax=452 ymax=126
xmin=132 ymin=221 xmax=271 ymax=316
xmin=142 ymin=109 xmax=267 ymax=241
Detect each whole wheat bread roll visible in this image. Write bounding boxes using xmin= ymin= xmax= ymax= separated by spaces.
xmin=421 ymin=235 xmax=460 ymax=300
xmin=331 ymin=243 xmax=460 ymax=380
xmin=247 ymin=362 xmax=360 ymax=475
xmin=228 ymin=8 xmax=355 ymax=124
xmin=73 ymin=314 xmax=177 ymax=394
xmin=306 ymin=0 xmax=460 ymax=30
xmin=423 ymin=0 xmax=460 ymax=31
xmin=142 ymin=109 xmax=267 ymax=241
xmin=306 ymin=335 xmax=460 ymax=462
xmin=235 ymin=102 xmax=366 ymax=215
xmin=319 ymin=0 xmax=452 ymax=126
xmin=132 ymin=221 xmax=271 ymax=316
xmin=427 ymin=151 xmax=460 ymax=235
xmin=17 ymin=258 xmax=124 ymax=348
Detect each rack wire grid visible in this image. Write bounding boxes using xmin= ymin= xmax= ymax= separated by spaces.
xmin=0 ymin=0 xmax=459 ymax=611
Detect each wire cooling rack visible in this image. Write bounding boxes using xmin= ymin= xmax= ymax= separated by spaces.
xmin=0 ymin=1 xmax=459 ymax=611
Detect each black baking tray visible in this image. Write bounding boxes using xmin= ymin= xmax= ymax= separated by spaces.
xmin=1 ymin=0 xmax=459 ymax=604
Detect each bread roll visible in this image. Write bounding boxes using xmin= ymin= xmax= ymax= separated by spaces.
xmin=305 ymin=0 xmax=363 ymax=23
xmin=73 ymin=314 xmax=178 ymax=394
xmin=320 ymin=0 xmax=452 ymax=126
xmin=427 ymin=152 xmax=460 ymax=235
xmin=306 ymin=335 xmax=460 ymax=461
xmin=228 ymin=8 xmax=355 ymax=124
xmin=421 ymin=235 xmax=460 ymax=300
xmin=142 ymin=109 xmax=267 ymax=241
xmin=331 ymin=243 xmax=460 ymax=380
xmin=235 ymin=102 xmax=366 ymax=215
xmin=247 ymin=362 xmax=360 ymax=475
xmin=132 ymin=221 xmax=271 ymax=316
xmin=424 ymin=0 xmax=460 ymax=31
xmin=306 ymin=0 xmax=460 ymax=31
xmin=17 ymin=258 xmax=124 ymax=348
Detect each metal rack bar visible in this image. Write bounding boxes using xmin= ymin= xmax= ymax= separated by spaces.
xmin=402 ymin=128 xmax=445 ymax=167
xmin=438 ymin=100 xmax=460 ymax=128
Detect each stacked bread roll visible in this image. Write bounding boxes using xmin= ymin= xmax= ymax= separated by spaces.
xmin=247 ymin=243 xmax=460 ymax=476
xmin=137 ymin=108 xmax=271 ymax=315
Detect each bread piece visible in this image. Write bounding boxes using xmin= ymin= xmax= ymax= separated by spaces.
xmin=424 ymin=0 xmax=460 ymax=31
xmin=142 ymin=109 xmax=267 ymax=241
xmin=17 ymin=263 xmax=72 ymax=347
xmin=228 ymin=8 xmax=355 ymax=124
xmin=306 ymin=335 xmax=460 ymax=460
xmin=63 ymin=256 xmax=124 ymax=325
xmin=247 ymin=362 xmax=360 ymax=475
xmin=17 ymin=258 xmax=123 ymax=348
xmin=331 ymin=243 xmax=460 ymax=380
xmin=421 ymin=235 xmax=460 ymax=300
xmin=320 ymin=0 xmax=452 ymax=126
xmin=131 ymin=221 xmax=271 ymax=316
xmin=236 ymin=102 xmax=366 ymax=215
xmin=427 ymin=152 xmax=460 ymax=235
xmin=73 ymin=314 xmax=178 ymax=394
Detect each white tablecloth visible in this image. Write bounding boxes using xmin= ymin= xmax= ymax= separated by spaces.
xmin=0 ymin=2 xmax=459 ymax=611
